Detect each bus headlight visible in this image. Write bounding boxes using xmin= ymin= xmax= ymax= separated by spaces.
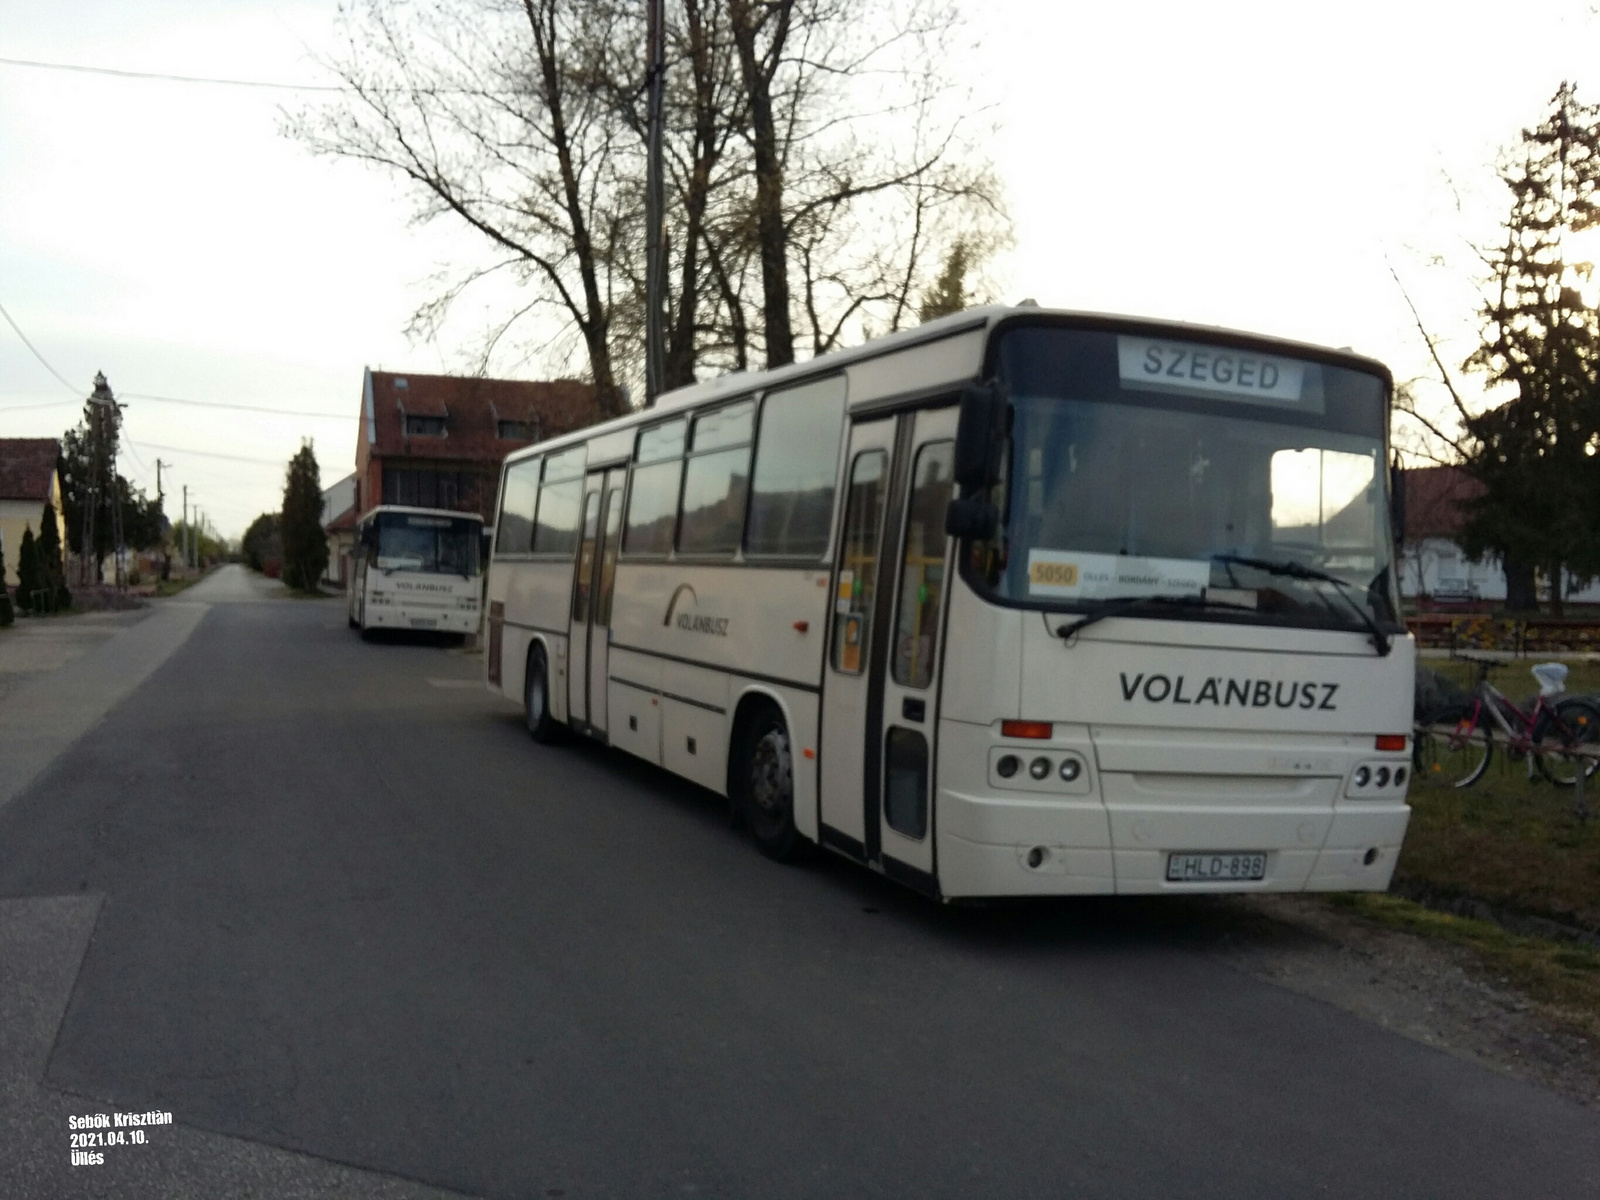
xmin=1028 ymin=756 xmax=1051 ymax=780
xmin=996 ymin=754 xmax=1020 ymax=779
xmin=1354 ymin=766 xmax=1371 ymax=788
xmin=1058 ymin=757 xmax=1082 ymax=782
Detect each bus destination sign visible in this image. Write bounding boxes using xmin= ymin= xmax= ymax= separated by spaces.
xmin=1116 ymin=336 xmax=1317 ymax=411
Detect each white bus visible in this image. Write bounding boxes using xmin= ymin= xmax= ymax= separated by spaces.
xmin=348 ymin=505 xmax=484 ymax=638
xmin=484 ymin=306 xmax=1414 ymax=899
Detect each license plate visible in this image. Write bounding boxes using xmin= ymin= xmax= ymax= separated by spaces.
xmin=409 ymin=618 xmax=437 ymax=629
xmin=1166 ymin=851 xmax=1267 ymax=882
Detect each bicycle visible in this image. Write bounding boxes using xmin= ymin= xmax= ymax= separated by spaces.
xmin=1413 ymin=655 xmax=1600 ymax=790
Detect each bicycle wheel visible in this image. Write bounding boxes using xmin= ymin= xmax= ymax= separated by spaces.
xmin=1416 ymin=710 xmax=1494 ymax=788
xmin=1535 ymin=697 xmax=1600 ymax=786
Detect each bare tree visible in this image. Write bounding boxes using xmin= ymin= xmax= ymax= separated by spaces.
xmin=289 ymin=0 xmax=1008 ymax=401
xmin=289 ymin=0 xmax=632 ymax=417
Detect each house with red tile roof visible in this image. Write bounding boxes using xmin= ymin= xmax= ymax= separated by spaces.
xmin=352 ymin=369 xmax=601 ymax=529
xmin=1392 ymin=464 xmax=1600 ymax=603
xmin=1396 ymin=464 xmax=1504 ymax=600
xmin=0 ymin=438 xmax=65 ymax=588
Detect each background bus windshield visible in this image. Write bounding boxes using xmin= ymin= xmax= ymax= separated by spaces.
xmin=376 ymin=514 xmax=479 ymax=576
xmin=984 ymin=326 xmax=1398 ymax=629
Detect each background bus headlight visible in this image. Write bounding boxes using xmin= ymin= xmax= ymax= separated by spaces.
xmin=1028 ymin=757 xmax=1051 ymax=780
xmin=1354 ymin=766 xmax=1371 ymax=788
xmin=996 ymin=754 xmax=1020 ymax=779
xmin=1058 ymin=757 xmax=1081 ymax=782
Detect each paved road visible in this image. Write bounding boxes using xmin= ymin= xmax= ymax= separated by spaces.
xmin=1 ymin=565 xmax=1596 ymax=1198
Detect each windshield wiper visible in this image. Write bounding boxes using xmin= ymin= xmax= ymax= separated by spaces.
xmin=1054 ymin=593 xmax=1258 ymax=641
xmin=1210 ymin=553 xmax=1390 ymax=656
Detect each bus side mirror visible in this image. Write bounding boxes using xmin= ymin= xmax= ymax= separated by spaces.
xmin=945 ymin=496 xmax=998 ymax=540
xmin=953 ymin=382 xmax=1007 ymax=489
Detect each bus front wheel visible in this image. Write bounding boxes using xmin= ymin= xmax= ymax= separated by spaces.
xmin=736 ymin=706 xmax=805 ymax=862
xmin=524 ymin=646 xmax=562 ymax=743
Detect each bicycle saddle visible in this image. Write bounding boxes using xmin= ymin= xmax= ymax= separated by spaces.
xmin=1531 ymin=662 xmax=1569 ymax=696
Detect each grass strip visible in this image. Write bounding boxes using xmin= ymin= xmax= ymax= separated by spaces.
xmin=1330 ymin=891 xmax=1600 ymax=1039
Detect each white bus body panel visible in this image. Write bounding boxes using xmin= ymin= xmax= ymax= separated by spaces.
xmin=605 ymin=562 xmax=830 ymax=831
xmin=935 ymin=575 xmax=1414 ymax=898
xmin=488 ymin=558 xmax=576 ymax=719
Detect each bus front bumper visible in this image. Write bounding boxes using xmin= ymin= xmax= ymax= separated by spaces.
xmin=364 ymin=607 xmax=480 ymax=634
xmin=934 ymin=785 xmax=1410 ymax=900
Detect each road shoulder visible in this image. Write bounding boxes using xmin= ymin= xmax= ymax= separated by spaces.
xmin=0 ymin=601 xmax=209 ymax=816
xmin=0 ymin=895 xmax=477 ymax=1200
xmin=1209 ymin=893 xmax=1600 ymax=1109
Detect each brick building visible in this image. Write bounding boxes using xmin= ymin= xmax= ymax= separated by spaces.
xmin=353 ymin=368 xmax=601 ymax=524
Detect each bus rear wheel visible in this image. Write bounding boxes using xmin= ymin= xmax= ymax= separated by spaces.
xmin=737 ymin=707 xmax=805 ymax=862
xmin=524 ymin=646 xmax=562 ymax=743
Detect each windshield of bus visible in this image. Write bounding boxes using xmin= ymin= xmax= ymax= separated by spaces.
xmin=374 ymin=512 xmax=480 ymax=577
xmin=975 ymin=325 xmax=1399 ymax=632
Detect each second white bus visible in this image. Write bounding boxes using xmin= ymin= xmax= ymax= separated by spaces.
xmin=484 ymin=306 xmax=1414 ymax=900
xmin=349 ymin=505 xmax=484 ymax=638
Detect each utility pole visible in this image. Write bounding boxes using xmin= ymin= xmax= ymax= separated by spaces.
xmin=182 ymin=486 xmax=189 ymax=571
xmin=643 ymin=0 xmax=667 ymax=406
xmin=154 ymin=461 xmax=171 ymax=580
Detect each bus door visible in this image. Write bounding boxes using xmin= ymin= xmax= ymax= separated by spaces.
xmin=567 ymin=469 xmax=626 ymax=735
xmin=820 ymin=409 xmax=957 ymax=884
xmin=875 ymin=408 xmax=957 ymax=883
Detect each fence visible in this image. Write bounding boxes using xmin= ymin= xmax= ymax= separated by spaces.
xmin=1409 ymin=614 xmax=1600 ymax=654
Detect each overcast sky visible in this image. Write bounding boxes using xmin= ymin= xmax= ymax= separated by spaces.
xmin=3 ymin=0 xmax=1599 ymax=536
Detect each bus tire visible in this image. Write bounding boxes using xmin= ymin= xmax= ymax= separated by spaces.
xmin=524 ymin=645 xmax=562 ymax=744
xmin=735 ymin=704 xmax=806 ymax=862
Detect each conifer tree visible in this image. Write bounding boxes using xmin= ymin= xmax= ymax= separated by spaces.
xmin=280 ymin=443 xmax=328 ymax=592
xmin=0 ymin=535 xmax=13 ymax=626
xmin=36 ymin=501 xmax=68 ymax=612
xmin=1461 ymin=83 xmax=1600 ymax=613
xmin=918 ymin=241 xmax=972 ymax=324
xmin=16 ymin=527 xmax=40 ymax=614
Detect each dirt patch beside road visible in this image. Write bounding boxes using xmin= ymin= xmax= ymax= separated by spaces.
xmin=1206 ymin=893 xmax=1600 ymax=1109
xmin=0 ymin=609 xmax=151 ymax=705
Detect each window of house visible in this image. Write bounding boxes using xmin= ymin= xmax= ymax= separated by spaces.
xmin=745 ymin=375 xmax=846 ymax=558
xmin=678 ymin=400 xmax=754 ymax=556
xmin=498 ymin=419 xmax=537 ymax=440
xmin=404 ymin=414 xmax=447 ymax=437
xmin=383 ymin=468 xmax=485 ymax=511
xmin=532 ymin=444 xmax=587 ymax=555
xmin=623 ymin=419 xmax=686 ymax=556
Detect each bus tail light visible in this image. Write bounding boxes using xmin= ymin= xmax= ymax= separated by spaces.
xmin=1002 ymin=720 xmax=1052 ymax=740
xmin=1375 ymin=734 xmax=1407 ymax=752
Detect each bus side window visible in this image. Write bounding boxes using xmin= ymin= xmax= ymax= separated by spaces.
xmin=533 ymin=446 xmax=587 ymax=556
xmin=892 ymin=441 xmax=955 ymax=689
xmin=746 ymin=375 xmax=847 ymax=558
xmin=624 ymin=419 xmax=687 ymax=556
xmin=678 ymin=400 xmax=754 ymax=556
xmin=831 ymin=450 xmax=888 ymax=675
xmin=496 ymin=458 xmax=540 ymax=555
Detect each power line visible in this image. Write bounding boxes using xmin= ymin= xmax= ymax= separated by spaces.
xmin=0 ymin=55 xmax=344 ymax=93
xmin=128 ymin=438 xmax=287 ymax=467
xmin=121 ymin=392 xmax=356 ymax=421
xmin=0 ymin=55 xmax=501 ymax=97
xmin=0 ymin=296 xmax=82 ymax=395
xmin=0 ymin=397 xmax=77 ymax=412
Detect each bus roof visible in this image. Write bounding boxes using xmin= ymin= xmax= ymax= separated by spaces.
xmin=503 ymin=304 xmax=1393 ymax=467
xmin=359 ymin=505 xmax=485 ymax=525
